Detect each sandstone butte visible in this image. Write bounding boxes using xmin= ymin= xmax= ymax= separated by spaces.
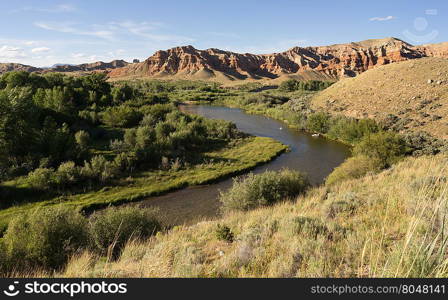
xmin=108 ymin=37 xmax=448 ymax=82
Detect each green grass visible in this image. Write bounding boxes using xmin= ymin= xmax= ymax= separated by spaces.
xmin=0 ymin=136 xmax=287 ymax=231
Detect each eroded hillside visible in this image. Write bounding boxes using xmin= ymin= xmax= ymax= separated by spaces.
xmin=312 ymin=57 xmax=448 ymax=139
xmin=109 ymin=38 xmax=448 ymax=83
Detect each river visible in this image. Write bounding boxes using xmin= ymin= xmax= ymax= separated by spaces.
xmin=139 ymin=104 xmax=351 ymax=225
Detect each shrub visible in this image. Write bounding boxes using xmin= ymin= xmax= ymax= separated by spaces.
xmin=279 ymin=79 xmax=298 ymax=92
xmin=54 ymin=161 xmax=80 ymax=188
xmin=220 ymin=169 xmax=309 ymax=212
xmin=113 ymin=152 xmax=137 ymax=173
xmin=353 ymin=131 xmax=409 ymax=168
xmin=2 ymin=206 xmax=89 ymax=270
xmin=290 ymin=216 xmax=328 ymax=239
xmin=327 ymin=118 xmax=380 ymax=144
xmin=75 ymin=130 xmax=90 ymax=150
xmin=306 ymin=112 xmax=331 ymax=133
xmin=101 ymin=105 xmax=142 ymax=128
xmin=325 ymin=155 xmax=383 ymax=185
xmin=27 ymin=167 xmax=55 ymax=190
xmin=81 ymin=155 xmax=119 ymax=183
xmin=215 ymin=224 xmax=234 ymax=243
xmin=279 ymin=79 xmax=334 ymax=92
xmin=89 ymin=206 xmax=162 ymax=257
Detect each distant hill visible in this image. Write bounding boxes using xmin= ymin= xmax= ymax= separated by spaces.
xmin=0 ymin=63 xmax=41 ymax=74
xmin=0 ymin=60 xmax=130 ymax=75
xmin=50 ymin=60 xmax=129 ymax=73
xmin=109 ymin=37 xmax=448 ymax=83
xmin=3 ymin=37 xmax=448 ymax=82
xmin=311 ymin=57 xmax=448 ymax=139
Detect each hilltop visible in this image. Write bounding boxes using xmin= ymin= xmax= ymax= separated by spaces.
xmin=311 ymin=57 xmax=448 ymax=139
xmin=0 ymin=63 xmax=41 ymax=74
xmin=0 ymin=59 xmax=130 ymax=75
xmin=109 ymin=38 xmax=448 ymax=83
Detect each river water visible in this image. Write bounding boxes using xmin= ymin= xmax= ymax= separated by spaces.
xmin=139 ymin=104 xmax=351 ymax=225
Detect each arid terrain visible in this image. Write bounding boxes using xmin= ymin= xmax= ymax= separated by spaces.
xmin=312 ymin=57 xmax=448 ymax=139
xmin=108 ymin=38 xmax=448 ymax=83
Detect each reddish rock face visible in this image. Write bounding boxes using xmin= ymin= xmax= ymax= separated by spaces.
xmin=109 ymin=38 xmax=448 ymax=80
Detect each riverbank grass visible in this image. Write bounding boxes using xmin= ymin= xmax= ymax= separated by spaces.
xmin=0 ymin=137 xmax=287 ymax=231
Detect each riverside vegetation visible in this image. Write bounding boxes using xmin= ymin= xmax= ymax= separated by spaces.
xmin=1 ymin=74 xmax=447 ymax=277
xmin=0 ymin=72 xmax=287 ymax=229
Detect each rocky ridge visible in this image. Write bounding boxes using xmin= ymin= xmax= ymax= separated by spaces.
xmin=109 ymin=38 xmax=448 ymax=81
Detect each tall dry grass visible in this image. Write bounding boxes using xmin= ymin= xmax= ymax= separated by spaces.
xmin=35 ymin=154 xmax=448 ymax=277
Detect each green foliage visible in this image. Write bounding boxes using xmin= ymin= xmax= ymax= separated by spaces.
xmin=27 ymin=167 xmax=55 ymax=190
xmin=81 ymin=155 xmax=119 ymax=184
xmin=75 ymin=130 xmax=90 ymax=150
xmin=306 ymin=112 xmax=331 ymax=133
xmin=0 ymin=205 xmax=162 ymax=271
xmin=89 ymin=206 xmax=162 ymax=257
xmin=326 ymin=155 xmax=383 ymax=185
xmin=327 ymin=118 xmax=381 ymax=144
xmin=215 ymin=224 xmax=234 ymax=242
xmin=2 ymin=206 xmax=89 ymax=270
xmin=353 ymin=131 xmax=409 ymax=168
xmin=220 ymin=169 xmax=309 ymax=212
xmin=279 ymin=79 xmax=334 ymax=92
xmin=111 ymin=84 xmax=134 ymax=103
xmin=101 ymin=105 xmax=143 ymax=128
xmin=54 ymin=161 xmax=80 ymax=188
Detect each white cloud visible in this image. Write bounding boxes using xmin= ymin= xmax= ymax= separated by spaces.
xmin=31 ymin=47 xmax=51 ymax=53
xmin=369 ymin=16 xmax=395 ymax=22
xmin=0 ymin=45 xmax=26 ymax=59
xmin=34 ymin=20 xmax=194 ymax=44
xmin=34 ymin=22 xmax=115 ymax=40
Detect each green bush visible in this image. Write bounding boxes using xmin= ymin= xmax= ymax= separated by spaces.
xmin=279 ymin=79 xmax=334 ymax=92
xmin=81 ymin=155 xmax=119 ymax=183
xmin=220 ymin=169 xmax=309 ymax=212
xmin=54 ymin=161 xmax=80 ymax=188
xmin=89 ymin=206 xmax=162 ymax=257
xmin=215 ymin=224 xmax=234 ymax=242
xmin=327 ymin=118 xmax=380 ymax=144
xmin=75 ymin=130 xmax=90 ymax=150
xmin=325 ymin=155 xmax=383 ymax=185
xmin=2 ymin=206 xmax=89 ymax=270
xmin=27 ymin=167 xmax=55 ymax=190
xmin=306 ymin=112 xmax=331 ymax=133
xmin=101 ymin=105 xmax=142 ymax=128
xmin=353 ymin=131 xmax=409 ymax=168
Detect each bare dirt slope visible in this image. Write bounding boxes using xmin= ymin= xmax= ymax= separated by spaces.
xmin=311 ymin=57 xmax=448 ymax=139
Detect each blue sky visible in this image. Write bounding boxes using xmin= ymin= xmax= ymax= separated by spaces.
xmin=0 ymin=0 xmax=447 ymax=67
